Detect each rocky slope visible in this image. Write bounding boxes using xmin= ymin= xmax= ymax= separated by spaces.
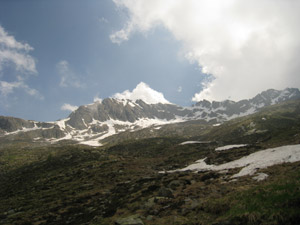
xmin=1 ymin=88 xmax=300 ymax=146
xmin=1 ymin=99 xmax=300 ymax=225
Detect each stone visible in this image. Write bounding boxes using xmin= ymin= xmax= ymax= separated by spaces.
xmin=115 ymin=215 xmax=144 ymax=225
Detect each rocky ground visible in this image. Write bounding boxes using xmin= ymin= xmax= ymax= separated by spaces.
xmin=1 ymin=100 xmax=300 ymax=224
xmin=1 ymin=136 xmax=300 ymax=225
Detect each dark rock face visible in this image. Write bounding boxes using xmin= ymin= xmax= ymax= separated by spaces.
xmin=66 ymin=99 xmax=182 ymax=130
xmin=90 ymin=124 xmax=109 ymax=133
xmin=0 ymin=116 xmax=59 ymax=133
xmin=190 ymin=88 xmax=300 ymax=120
xmin=66 ymin=88 xmax=300 ymax=130
xmin=0 ymin=116 xmax=35 ymax=132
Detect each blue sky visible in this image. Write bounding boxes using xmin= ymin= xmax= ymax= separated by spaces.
xmin=1 ymin=0 xmax=299 ymax=122
xmin=0 ymin=0 xmax=205 ymax=121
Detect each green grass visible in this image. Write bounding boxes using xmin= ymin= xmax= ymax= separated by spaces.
xmin=212 ymin=167 xmax=300 ymax=225
xmin=1 ymin=139 xmax=300 ymax=224
xmin=1 ymin=100 xmax=300 ymax=224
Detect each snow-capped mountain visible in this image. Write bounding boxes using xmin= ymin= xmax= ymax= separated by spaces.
xmin=1 ymin=88 xmax=300 ymax=146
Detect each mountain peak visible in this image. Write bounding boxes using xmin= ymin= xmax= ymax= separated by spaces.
xmin=2 ymin=87 xmax=300 ymax=147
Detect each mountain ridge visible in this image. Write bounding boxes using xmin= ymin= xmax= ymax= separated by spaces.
xmin=1 ymin=98 xmax=300 ymax=224
xmin=1 ymin=87 xmax=300 ymax=146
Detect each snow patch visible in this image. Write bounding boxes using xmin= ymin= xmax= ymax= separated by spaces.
xmin=115 ymin=98 xmax=130 ymax=106
xmin=4 ymin=123 xmax=47 ymax=136
xmin=271 ymin=89 xmax=292 ymax=104
xmin=50 ymin=118 xmax=70 ymax=130
xmin=128 ymin=101 xmax=136 ymax=107
xmin=65 ymin=117 xmax=184 ymax=147
xmin=252 ymin=173 xmax=268 ymax=181
xmin=228 ymin=106 xmax=257 ymax=120
xmin=82 ymin=118 xmax=88 ymax=128
xmin=180 ymin=141 xmax=211 ymax=145
xmin=167 ymin=144 xmax=300 ymax=179
xmin=80 ymin=140 xmax=103 ymax=147
xmin=215 ymin=144 xmax=248 ymax=151
xmin=50 ymin=133 xmax=72 ymax=143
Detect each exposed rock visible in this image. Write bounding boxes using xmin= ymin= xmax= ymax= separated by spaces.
xmin=1 ymin=88 xmax=300 ymax=145
xmin=0 ymin=116 xmax=35 ymax=132
xmin=115 ymin=215 xmax=144 ymax=225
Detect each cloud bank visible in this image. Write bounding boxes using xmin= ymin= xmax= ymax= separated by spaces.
xmin=0 ymin=25 xmax=42 ymax=99
xmin=112 ymin=82 xmax=170 ymax=104
xmin=0 ymin=79 xmax=43 ymax=99
xmin=0 ymin=25 xmax=36 ymax=74
xmin=111 ymin=0 xmax=300 ymax=101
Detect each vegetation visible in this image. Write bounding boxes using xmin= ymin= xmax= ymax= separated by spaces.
xmin=1 ymin=100 xmax=300 ymax=224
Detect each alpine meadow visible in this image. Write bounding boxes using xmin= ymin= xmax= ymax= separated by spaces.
xmin=1 ymin=1 xmax=300 ymax=225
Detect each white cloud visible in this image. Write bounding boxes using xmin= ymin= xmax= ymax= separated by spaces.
xmin=111 ymin=0 xmax=300 ymax=101
xmin=0 ymin=80 xmax=43 ymax=99
xmin=0 ymin=80 xmax=21 ymax=96
xmin=57 ymin=60 xmax=84 ymax=88
xmin=93 ymin=95 xmax=103 ymax=103
xmin=61 ymin=103 xmax=78 ymax=112
xmin=110 ymin=26 xmax=132 ymax=44
xmin=0 ymin=25 xmax=42 ymax=100
xmin=112 ymin=82 xmax=170 ymax=104
xmin=0 ymin=25 xmax=36 ymax=74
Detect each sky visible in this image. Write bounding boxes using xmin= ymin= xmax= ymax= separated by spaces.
xmin=0 ymin=0 xmax=299 ymax=122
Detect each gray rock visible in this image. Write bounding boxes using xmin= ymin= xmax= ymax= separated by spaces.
xmin=115 ymin=215 xmax=144 ymax=225
xmin=2 ymin=88 xmax=300 ymax=143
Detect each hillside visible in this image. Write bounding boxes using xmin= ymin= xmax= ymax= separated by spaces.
xmin=1 ymin=99 xmax=300 ymax=224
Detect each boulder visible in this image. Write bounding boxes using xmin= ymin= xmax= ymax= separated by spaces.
xmin=115 ymin=215 xmax=144 ymax=225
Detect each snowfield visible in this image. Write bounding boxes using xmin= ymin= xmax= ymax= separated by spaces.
xmin=167 ymin=144 xmax=300 ymax=179
xmin=47 ymin=117 xmax=185 ymax=147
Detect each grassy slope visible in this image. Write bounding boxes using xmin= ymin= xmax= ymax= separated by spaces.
xmin=0 ymin=100 xmax=300 ymax=224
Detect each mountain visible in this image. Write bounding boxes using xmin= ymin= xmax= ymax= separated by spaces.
xmin=1 ymin=88 xmax=300 ymax=146
xmin=1 ymin=97 xmax=300 ymax=225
